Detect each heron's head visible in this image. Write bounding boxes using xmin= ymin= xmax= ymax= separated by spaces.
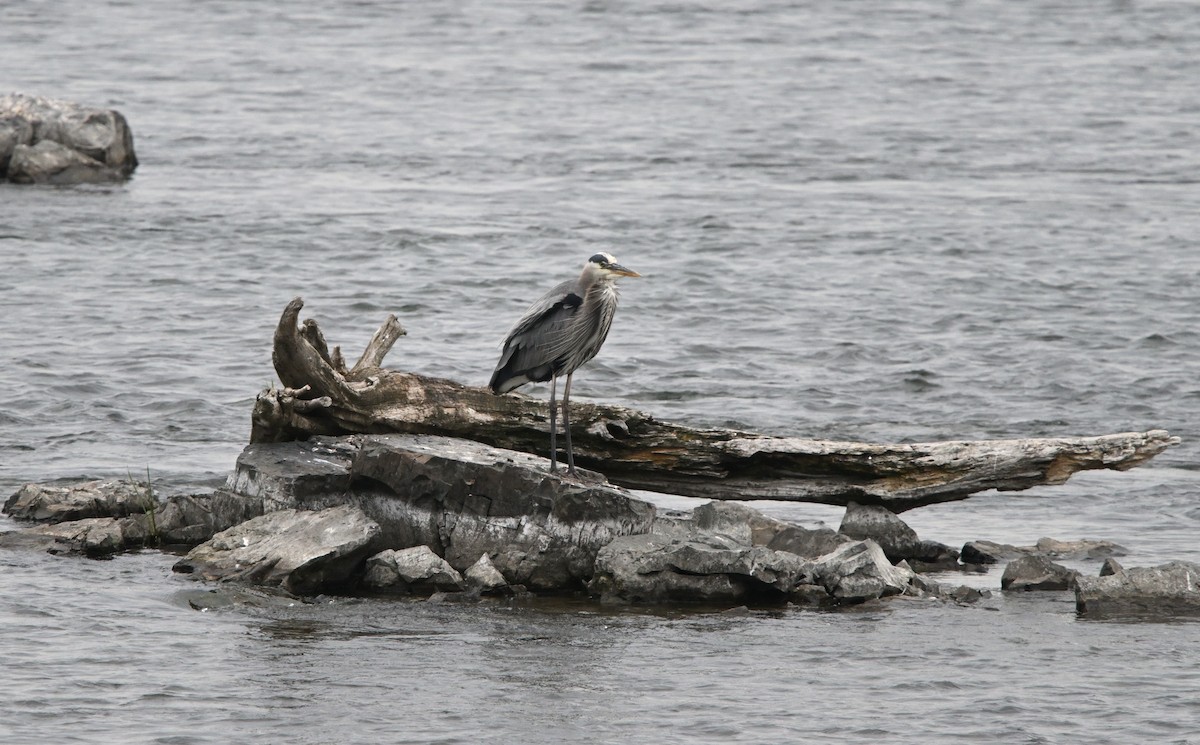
xmin=586 ymin=252 xmax=641 ymax=280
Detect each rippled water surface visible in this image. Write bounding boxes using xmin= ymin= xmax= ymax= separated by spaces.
xmin=3 ymin=1 xmax=1200 ymax=743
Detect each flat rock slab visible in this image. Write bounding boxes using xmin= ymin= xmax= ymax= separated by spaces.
xmin=4 ymin=480 xmax=151 ymax=523
xmin=1075 ymin=561 xmax=1200 ymax=618
xmin=228 ymin=434 xmax=657 ymax=591
xmin=173 ymin=505 xmax=381 ymax=595
xmin=1 ymin=93 xmax=137 ymax=184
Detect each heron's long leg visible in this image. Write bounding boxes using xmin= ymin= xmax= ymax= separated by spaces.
xmin=563 ymin=372 xmax=577 ymax=476
xmin=548 ymin=375 xmax=558 ymax=472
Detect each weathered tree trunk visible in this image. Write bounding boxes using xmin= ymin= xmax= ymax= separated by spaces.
xmin=251 ymin=298 xmax=1179 ymax=512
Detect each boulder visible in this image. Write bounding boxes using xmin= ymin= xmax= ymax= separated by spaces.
xmin=810 ymin=540 xmax=915 ymax=601
xmin=0 ymin=93 xmax=137 ymax=183
xmin=4 ymin=479 xmax=152 ymax=523
xmin=838 ymin=501 xmax=958 ymax=567
xmin=464 ymin=554 xmax=510 ymax=594
xmin=362 ymin=546 xmax=465 ymax=593
xmin=172 ymin=505 xmax=381 ymax=595
xmin=1075 ymin=561 xmax=1200 ymax=618
xmin=962 ymin=537 xmax=1126 ymax=565
xmin=1000 ymin=555 xmax=1080 ymax=591
xmin=229 ymin=435 xmax=657 ymax=591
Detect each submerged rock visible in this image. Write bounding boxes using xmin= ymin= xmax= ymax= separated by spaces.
xmin=1001 ymin=555 xmax=1080 ymax=591
xmin=1075 ymin=561 xmax=1200 ymax=618
xmin=962 ymin=537 xmax=1126 ymax=565
xmin=0 ymin=93 xmax=137 ymax=183
xmin=173 ymin=505 xmax=380 ymax=595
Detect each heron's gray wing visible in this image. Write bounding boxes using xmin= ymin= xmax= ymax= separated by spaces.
xmin=489 ymin=280 xmax=583 ymax=393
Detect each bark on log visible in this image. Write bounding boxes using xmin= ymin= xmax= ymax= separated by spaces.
xmin=251 ymin=298 xmax=1180 ymax=512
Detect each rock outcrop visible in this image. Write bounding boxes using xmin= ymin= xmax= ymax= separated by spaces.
xmin=1 ymin=93 xmax=137 ymax=184
xmin=1075 ymin=561 xmax=1200 ymax=617
xmin=229 ymin=434 xmax=657 ymax=591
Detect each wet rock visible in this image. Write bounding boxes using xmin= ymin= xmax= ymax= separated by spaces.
xmin=811 ymin=540 xmax=915 ymax=601
xmin=1001 ymin=555 xmax=1080 ymax=591
xmin=590 ymin=533 xmax=776 ymax=603
xmin=0 ymin=93 xmax=137 ymax=183
xmin=0 ymin=517 xmax=125 ymax=556
xmin=962 ymin=537 xmax=1126 ymax=565
xmin=766 ymin=524 xmax=851 ymax=559
xmin=148 ymin=490 xmax=265 ymax=546
xmin=1075 ymin=561 xmax=1200 ymax=617
xmin=838 ymin=502 xmax=958 ymax=566
xmin=173 ymin=505 xmax=381 ymax=595
xmin=230 ymin=435 xmax=656 ymax=591
xmin=362 ymin=546 xmax=465 ymax=593
xmin=0 ymin=114 xmax=34 ymax=172
xmin=946 ymin=585 xmax=990 ymax=605
xmin=0 ymin=486 xmax=263 ymax=557
xmin=1099 ymin=558 xmax=1124 ymax=577
xmin=4 ymin=480 xmax=151 ymax=523
xmin=464 ymin=554 xmax=509 ymax=594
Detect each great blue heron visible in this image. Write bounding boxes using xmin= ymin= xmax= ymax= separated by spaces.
xmin=489 ymin=252 xmax=641 ymax=476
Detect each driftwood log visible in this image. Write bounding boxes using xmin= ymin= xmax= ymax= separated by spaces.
xmin=251 ymin=298 xmax=1180 ymax=512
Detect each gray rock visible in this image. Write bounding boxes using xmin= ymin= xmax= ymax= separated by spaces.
xmin=229 ymin=435 xmax=656 ymax=591
xmin=1001 ymin=555 xmax=1080 ymax=591
xmin=962 ymin=537 xmax=1126 ymax=565
xmin=591 ymin=526 xmax=912 ymax=606
xmin=1075 ymin=561 xmax=1200 ymax=617
xmin=0 ymin=93 xmax=137 ymax=183
xmin=0 ymin=517 xmax=126 ymax=556
xmin=838 ymin=502 xmax=958 ymax=565
xmin=1099 ymin=557 xmax=1124 ymax=577
xmin=0 ymin=114 xmax=33 ymax=172
xmin=590 ymin=533 xmax=774 ymax=603
xmin=0 ymin=486 xmax=263 ymax=556
xmin=766 ymin=524 xmax=852 ymax=559
xmin=362 ymin=546 xmax=465 ymax=593
xmin=173 ymin=505 xmax=381 ymax=595
xmin=7 ymin=139 xmax=123 ymax=184
xmin=810 ymin=540 xmax=915 ymax=601
xmin=464 ymin=554 xmax=509 ymax=593
xmin=4 ymin=479 xmax=152 ymax=523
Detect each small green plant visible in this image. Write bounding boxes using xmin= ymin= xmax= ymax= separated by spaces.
xmin=129 ymin=466 xmax=160 ymax=547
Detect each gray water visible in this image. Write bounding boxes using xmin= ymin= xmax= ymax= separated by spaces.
xmin=2 ymin=1 xmax=1200 ymax=743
